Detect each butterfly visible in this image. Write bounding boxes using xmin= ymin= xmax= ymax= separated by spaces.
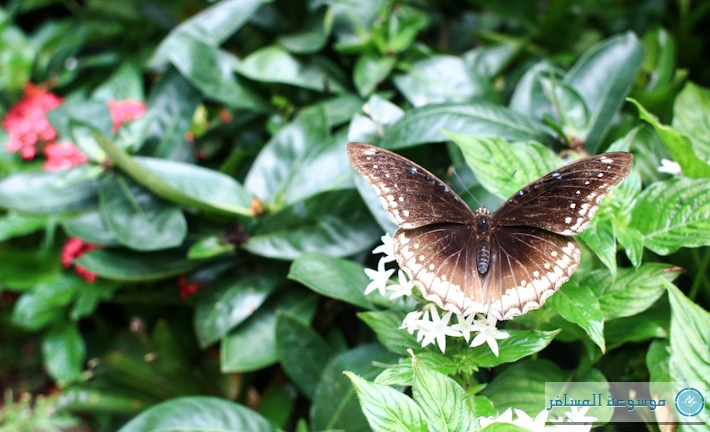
xmin=347 ymin=142 xmax=633 ymax=320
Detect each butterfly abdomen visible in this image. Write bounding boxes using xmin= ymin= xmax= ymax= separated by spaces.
xmin=475 ymin=209 xmax=491 ymax=274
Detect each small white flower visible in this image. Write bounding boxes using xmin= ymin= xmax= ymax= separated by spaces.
xmin=512 ymin=408 xmax=549 ymax=432
xmin=388 ymin=270 xmax=414 ymax=299
xmin=564 ymin=405 xmax=597 ymax=428
xmin=363 ymin=259 xmax=394 ymax=296
xmin=372 ymin=233 xmax=396 ymax=263
xmin=418 ymin=308 xmax=461 ymax=353
xmin=479 ymin=408 xmax=551 ymax=431
xmin=450 ymin=313 xmax=476 ymax=342
xmin=399 ymin=311 xmax=423 ymax=335
xmin=469 ymin=313 xmax=510 ymax=357
xmin=657 ymin=158 xmax=681 ymax=175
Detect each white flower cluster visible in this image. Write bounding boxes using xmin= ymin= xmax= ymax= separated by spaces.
xmin=478 ymin=405 xmax=597 ymax=431
xmin=657 ymin=158 xmax=681 ymax=175
xmin=364 ymin=234 xmax=510 ymax=356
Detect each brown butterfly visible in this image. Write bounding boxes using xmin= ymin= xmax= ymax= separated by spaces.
xmin=348 ymin=143 xmax=633 ymax=320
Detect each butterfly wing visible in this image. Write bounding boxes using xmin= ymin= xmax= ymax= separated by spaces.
xmin=347 ymin=143 xmax=475 ymax=229
xmin=492 ymin=152 xmax=633 ymax=235
xmin=393 ymin=224 xmax=487 ymax=317
xmin=486 ymin=226 xmax=580 ymax=320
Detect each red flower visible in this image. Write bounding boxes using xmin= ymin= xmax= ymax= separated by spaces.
xmin=108 ymin=99 xmax=146 ymax=133
xmin=179 ymin=274 xmax=205 ymax=299
xmin=61 ymin=238 xmax=98 ymax=283
xmin=43 ymin=142 xmax=89 ymax=171
xmin=1 ymin=83 xmax=63 ymax=160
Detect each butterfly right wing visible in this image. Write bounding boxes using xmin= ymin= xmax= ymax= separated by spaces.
xmin=347 ymin=143 xmax=475 ymax=229
xmin=393 ymin=224 xmax=487 ymax=317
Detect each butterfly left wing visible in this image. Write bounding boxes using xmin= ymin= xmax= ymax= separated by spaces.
xmin=492 ymin=152 xmax=633 ymax=235
xmin=393 ymin=224 xmax=487 ymax=317
xmin=347 ymin=143 xmax=475 ymax=229
xmin=486 ymin=226 xmax=581 ymax=320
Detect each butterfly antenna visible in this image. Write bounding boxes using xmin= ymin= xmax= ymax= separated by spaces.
xmin=449 ymin=167 xmax=482 ymax=208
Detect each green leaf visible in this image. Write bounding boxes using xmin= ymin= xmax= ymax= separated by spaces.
xmin=42 ymin=322 xmax=85 ymax=384
xmin=354 ymin=51 xmax=395 ymax=97
xmin=259 ymin=384 xmax=296 ymax=429
xmin=393 ymin=56 xmax=496 ymax=107
xmin=606 ymin=301 xmax=668 ymax=350
xmin=236 ymin=45 xmax=341 ymax=92
xmin=244 ymin=189 xmax=381 ymax=260
xmin=140 ymin=69 xmax=200 ymax=160
xmin=276 ymin=313 xmax=334 ymax=399
xmin=55 ymin=387 xmax=152 ymax=413
xmin=547 ymin=280 xmax=605 ymax=352
xmin=0 ymin=212 xmax=47 ymax=242
xmin=61 ymin=211 xmax=121 ymax=246
xmin=99 ymin=175 xmax=187 ymax=251
xmin=578 ymin=219 xmax=617 ymax=275
xmin=244 ymin=108 xmax=354 ymax=206
xmin=665 ymin=280 xmax=710 ymax=402
xmin=464 ymin=43 xmax=519 ymax=79
xmin=289 ymin=253 xmax=392 ymax=310
xmin=631 ymin=177 xmax=710 ymax=254
xmin=117 ymin=396 xmax=274 ymax=432
xmin=279 ymin=7 xmax=332 ymax=54
xmin=382 ymin=104 xmax=554 ymax=150
xmin=164 ymin=33 xmax=269 ymax=112
xmin=0 ymin=249 xmax=61 ymax=291
xmin=482 ymin=360 xmax=610 ymax=423
xmin=194 ymin=273 xmax=278 ymax=348
xmin=11 ymin=274 xmax=79 ymax=330
xmin=221 ymin=290 xmax=318 ymax=372
xmin=448 ymin=134 xmax=561 ymax=199
xmin=466 ymin=329 xmax=559 ymax=368
xmin=564 ymin=32 xmax=644 ymax=152
xmin=149 ymin=0 xmax=264 ymax=68
xmin=76 ymin=249 xmax=204 ymax=281
xmin=312 ymin=344 xmax=399 ymax=431
xmin=358 ymin=311 xmax=418 ymax=355
xmin=0 ymin=165 xmax=99 ymax=213
xmin=345 ymin=372 xmax=429 ymax=432
xmin=632 ymin=99 xmax=710 ymax=178
xmin=94 ymin=132 xmax=253 ymax=217
xmin=673 ymin=82 xmax=710 ymax=162
xmin=539 ymin=78 xmax=589 ymax=139
xmin=581 ymin=264 xmax=678 ymax=320
xmin=375 ymin=352 xmax=459 ymax=386
xmin=411 ymin=357 xmax=476 ymax=432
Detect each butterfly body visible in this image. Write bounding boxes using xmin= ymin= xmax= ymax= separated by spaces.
xmin=347 ymin=142 xmax=633 ymax=320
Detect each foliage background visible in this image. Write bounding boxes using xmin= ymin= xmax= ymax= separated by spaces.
xmin=0 ymin=0 xmax=709 ymax=431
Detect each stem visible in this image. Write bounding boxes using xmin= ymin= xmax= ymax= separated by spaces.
xmin=688 ymin=248 xmax=710 ymax=301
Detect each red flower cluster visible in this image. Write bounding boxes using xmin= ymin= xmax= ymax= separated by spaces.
xmin=2 ymin=83 xmax=62 ymax=160
xmin=178 ymin=274 xmax=205 ymax=299
xmin=2 ymin=84 xmax=147 ymax=171
xmin=61 ymin=238 xmax=98 ymax=283
xmin=108 ymin=99 xmax=146 ymax=133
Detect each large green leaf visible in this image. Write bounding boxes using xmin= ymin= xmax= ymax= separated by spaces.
xmin=149 ymin=0 xmax=264 ymax=68
xmin=393 ymin=55 xmax=496 ymax=107
xmin=631 ymin=177 xmax=710 ymax=254
xmin=547 ymin=280 xmax=605 ymax=352
xmin=358 ymin=311 xmax=418 ymax=355
xmin=42 ymin=321 xmax=85 ymax=384
xmin=288 ymin=253 xmax=393 ymax=310
xmin=163 ymin=33 xmax=269 ymax=112
xmin=94 ymin=132 xmax=253 ymax=217
xmin=345 ymin=372 xmax=429 ymax=432
xmin=194 ymin=273 xmax=278 ymax=348
xmin=0 ymin=212 xmax=47 ymax=242
xmin=630 ymin=99 xmax=710 ymax=178
xmin=118 ymin=396 xmax=274 ymax=432
xmin=244 ymin=189 xmax=381 ymax=260
xmin=221 ymin=290 xmax=318 ymax=372
xmin=564 ymin=32 xmax=643 ymax=152
xmin=382 ymin=103 xmax=554 ymax=150
xmin=411 ymin=358 xmax=477 ymax=432
xmin=276 ymin=313 xmax=334 ymax=400
xmin=11 ymin=274 xmax=80 ymax=330
xmin=449 ymin=133 xmax=561 ymax=199
xmin=0 ymin=165 xmax=100 ymax=213
xmin=61 ymin=211 xmax=121 ymax=246
xmin=76 ymin=249 xmax=205 ymax=281
xmin=673 ymin=82 xmax=710 ymax=162
xmin=311 ymin=344 xmax=399 ymax=431
xmin=99 ymin=175 xmax=186 ymax=251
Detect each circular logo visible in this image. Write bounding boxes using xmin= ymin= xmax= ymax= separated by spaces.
xmin=675 ymin=388 xmax=704 ymax=417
